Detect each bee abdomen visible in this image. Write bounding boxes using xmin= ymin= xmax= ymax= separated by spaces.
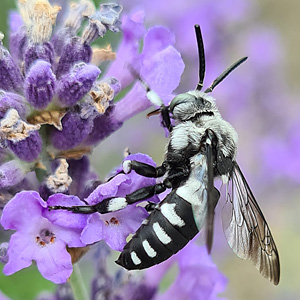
xmin=116 ymin=191 xmax=199 ymax=270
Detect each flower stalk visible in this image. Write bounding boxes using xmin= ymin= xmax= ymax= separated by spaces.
xmin=69 ymin=263 xmax=89 ymax=300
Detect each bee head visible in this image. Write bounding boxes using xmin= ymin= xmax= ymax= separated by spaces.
xmin=169 ymin=90 xmax=220 ymax=121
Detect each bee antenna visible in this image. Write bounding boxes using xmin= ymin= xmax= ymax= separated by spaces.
xmin=204 ymin=56 xmax=248 ymax=93
xmin=195 ymin=24 xmax=206 ymax=91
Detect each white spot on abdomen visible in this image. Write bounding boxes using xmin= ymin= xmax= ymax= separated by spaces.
xmin=153 ymin=222 xmax=172 ymax=244
xmin=130 ymin=251 xmax=141 ymax=265
xmin=142 ymin=240 xmax=157 ymax=258
xmin=160 ymin=203 xmax=185 ymax=227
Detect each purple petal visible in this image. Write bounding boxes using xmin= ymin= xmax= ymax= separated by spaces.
xmin=53 ymin=225 xmax=86 ymax=248
xmin=81 ymin=205 xmax=148 ymax=251
xmin=4 ymin=230 xmax=73 ymax=284
xmin=140 ymin=44 xmax=185 ymax=100
xmin=34 ymin=239 xmax=73 ymax=284
xmin=86 ymin=173 xmax=131 ymax=205
xmin=86 ymin=153 xmax=159 ymax=205
xmin=158 ymin=244 xmax=227 ymax=300
xmin=8 ymin=11 xmax=23 ymax=33
xmin=57 ymin=63 xmax=101 ymax=106
xmin=80 ymin=214 xmax=103 ymax=245
xmin=105 ymin=11 xmax=145 ymax=88
xmin=1 ymin=191 xmax=46 ymax=230
xmin=0 ymin=290 xmax=11 ymax=300
xmin=44 ymin=194 xmax=88 ymax=230
xmin=7 ymin=130 xmax=42 ymax=162
xmin=102 ymin=206 xmax=148 ymax=250
xmin=25 ymin=60 xmax=56 ymax=109
xmin=142 ymin=26 xmax=176 ymax=57
xmin=3 ymin=232 xmax=34 ymax=275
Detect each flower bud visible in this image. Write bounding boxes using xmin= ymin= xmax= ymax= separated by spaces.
xmin=7 ymin=130 xmax=42 ymax=162
xmin=57 ymin=63 xmax=100 ymax=106
xmin=25 ymin=60 xmax=56 ymax=109
xmin=56 ymin=37 xmax=92 ymax=78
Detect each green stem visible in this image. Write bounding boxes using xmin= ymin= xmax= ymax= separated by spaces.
xmin=69 ymin=264 xmax=89 ymax=300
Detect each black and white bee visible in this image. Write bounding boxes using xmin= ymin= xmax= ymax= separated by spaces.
xmin=51 ymin=25 xmax=280 ymax=285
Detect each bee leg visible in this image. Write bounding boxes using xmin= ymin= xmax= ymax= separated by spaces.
xmin=87 ymin=183 xmax=168 ymax=213
xmin=123 ymin=160 xmax=167 ymax=178
xmin=49 ymin=182 xmax=167 ymax=214
xmin=145 ymin=201 xmax=157 ymax=212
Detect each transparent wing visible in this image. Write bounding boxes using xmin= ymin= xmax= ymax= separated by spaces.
xmin=187 ymin=151 xmax=220 ymax=253
xmin=222 ymin=162 xmax=280 ymax=285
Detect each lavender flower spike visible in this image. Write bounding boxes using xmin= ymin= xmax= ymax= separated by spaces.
xmin=57 ymin=62 xmax=101 ymax=107
xmin=25 ymin=60 xmax=56 ymax=109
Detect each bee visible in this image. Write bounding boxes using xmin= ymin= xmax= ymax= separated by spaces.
xmin=51 ymin=25 xmax=280 ymax=285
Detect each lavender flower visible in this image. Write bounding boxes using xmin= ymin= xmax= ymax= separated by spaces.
xmin=1 ymin=191 xmax=87 ymax=283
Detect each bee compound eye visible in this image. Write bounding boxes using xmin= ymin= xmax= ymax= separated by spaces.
xmin=169 ymin=93 xmax=196 ymax=112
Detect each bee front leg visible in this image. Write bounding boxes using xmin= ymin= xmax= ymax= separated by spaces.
xmin=123 ymin=160 xmax=167 ymax=178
